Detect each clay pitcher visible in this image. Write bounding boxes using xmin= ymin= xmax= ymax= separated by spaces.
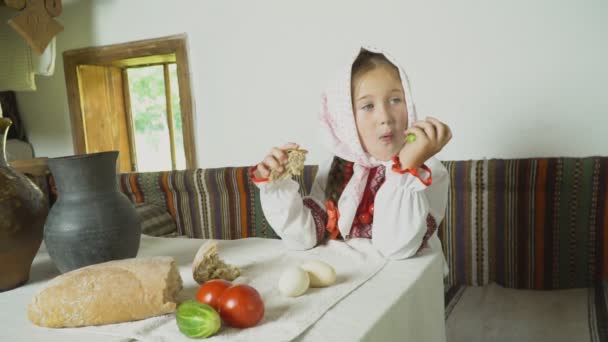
xmin=0 ymin=118 xmax=49 ymax=291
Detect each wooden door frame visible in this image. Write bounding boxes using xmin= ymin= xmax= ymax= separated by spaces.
xmin=63 ymin=34 xmax=197 ymax=169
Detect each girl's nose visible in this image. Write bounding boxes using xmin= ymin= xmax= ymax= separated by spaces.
xmin=378 ymin=104 xmax=393 ymax=125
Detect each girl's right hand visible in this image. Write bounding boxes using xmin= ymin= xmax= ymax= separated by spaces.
xmin=254 ymin=142 xmax=300 ymax=179
xmin=398 ymin=117 xmax=452 ymax=169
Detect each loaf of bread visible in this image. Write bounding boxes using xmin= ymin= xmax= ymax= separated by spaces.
xmin=269 ymin=148 xmax=308 ymax=181
xmin=28 ymin=256 xmax=183 ymax=328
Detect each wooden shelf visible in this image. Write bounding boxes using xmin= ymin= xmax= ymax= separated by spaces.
xmin=9 ymin=157 xmax=49 ymax=176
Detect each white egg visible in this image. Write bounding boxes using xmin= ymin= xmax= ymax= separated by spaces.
xmin=278 ymin=266 xmax=310 ymax=297
xmin=300 ymin=260 xmax=336 ymax=287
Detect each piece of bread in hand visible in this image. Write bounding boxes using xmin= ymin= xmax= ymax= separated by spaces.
xmin=192 ymin=241 xmax=240 ymax=284
xmin=28 ymin=257 xmax=183 ymax=328
xmin=269 ymin=148 xmax=308 ymax=181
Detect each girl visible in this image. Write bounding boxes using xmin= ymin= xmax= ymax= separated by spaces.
xmin=251 ymin=46 xmax=451 ymax=260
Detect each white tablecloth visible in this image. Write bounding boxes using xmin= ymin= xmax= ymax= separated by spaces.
xmin=1 ymin=236 xmax=445 ymax=342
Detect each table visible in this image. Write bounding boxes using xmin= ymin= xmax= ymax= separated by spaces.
xmin=1 ymin=235 xmax=446 ymax=341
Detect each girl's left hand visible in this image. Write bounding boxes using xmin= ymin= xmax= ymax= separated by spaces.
xmin=398 ymin=117 xmax=452 ymax=169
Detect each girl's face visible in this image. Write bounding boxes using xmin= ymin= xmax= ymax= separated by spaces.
xmin=351 ymin=64 xmax=408 ymax=161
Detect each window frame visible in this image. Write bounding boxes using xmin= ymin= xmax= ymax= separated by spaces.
xmin=63 ymin=34 xmax=197 ymax=169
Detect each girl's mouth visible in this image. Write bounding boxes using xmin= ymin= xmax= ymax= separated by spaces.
xmin=379 ymin=133 xmax=393 ymax=144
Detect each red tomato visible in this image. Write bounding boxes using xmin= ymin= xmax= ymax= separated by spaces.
xmin=195 ymin=279 xmax=232 ymax=310
xmin=217 ymin=284 xmax=264 ymax=328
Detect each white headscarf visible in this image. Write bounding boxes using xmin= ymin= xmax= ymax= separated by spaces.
xmin=319 ymin=46 xmax=418 ymax=238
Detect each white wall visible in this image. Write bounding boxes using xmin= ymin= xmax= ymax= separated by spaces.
xmin=16 ymin=0 xmax=608 ymax=168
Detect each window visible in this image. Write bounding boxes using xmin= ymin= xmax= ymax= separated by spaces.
xmin=127 ymin=63 xmax=185 ymax=171
xmin=63 ymin=35 xmax=196 ymax=172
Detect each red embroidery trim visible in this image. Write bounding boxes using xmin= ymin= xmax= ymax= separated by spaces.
xmin=349 ymin=166 xmax=385 ymax=239
xmin=303 ymin=198 xmax=328 ymax=244
xmin=249 ymin=165 xmax=269 ymax=183
xmin=416 ymin=214 xmax=438 ymax=254
xmin=391 ymin=156 xmax=433 ymax=186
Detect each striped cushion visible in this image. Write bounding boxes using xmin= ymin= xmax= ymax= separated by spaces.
xmin=119 ymin=166 xmax=317 ymax=240
xmin=134 ymin=202 xmax=178 ymax=237
xmin=439 ymin=157 xmax=608 ymax=289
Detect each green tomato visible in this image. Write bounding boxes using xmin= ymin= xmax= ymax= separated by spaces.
xmin=406 ymin=133 xmax=417 ymax=143
xmin=176 ymin=300 xmax=221 ymax=338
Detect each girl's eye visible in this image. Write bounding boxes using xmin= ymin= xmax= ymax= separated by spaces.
xmin=390 ymin=97 xmax=402 ymax=104
xmin=361 ymin=104 xmax=374 ymax=111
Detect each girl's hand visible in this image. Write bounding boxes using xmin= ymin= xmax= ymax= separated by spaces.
xmin=398 ymin=117 xmax=452 ymax=169
xmin=254 ymin=142 xmax=300 ymax=179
